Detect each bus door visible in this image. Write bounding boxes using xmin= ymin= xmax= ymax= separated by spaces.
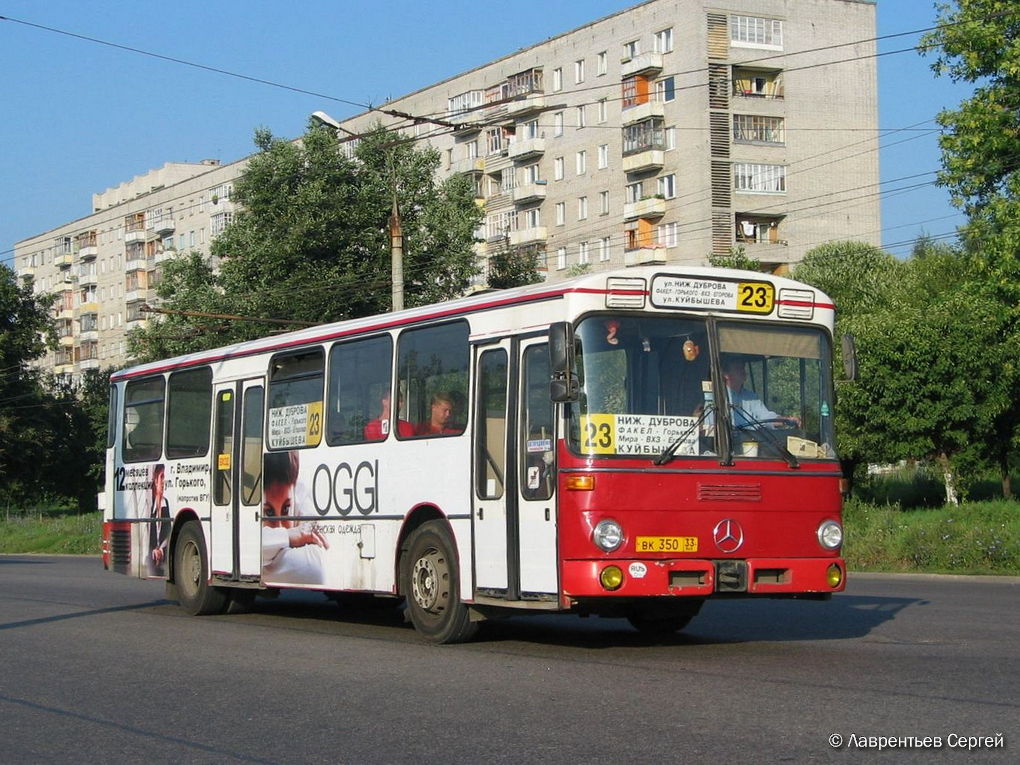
xmin=472 ymin=338 xmax=558 ymax=600
xmin=211 ymin=378 xmax=265 ymax=580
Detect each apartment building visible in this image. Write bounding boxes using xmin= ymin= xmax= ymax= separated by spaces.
xmin=14 ymin=0 xmax=878 ymax=379
xmin=14 ymin=159 xmax=246 ymax=379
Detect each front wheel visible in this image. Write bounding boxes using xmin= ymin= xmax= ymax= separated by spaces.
xmin=401 ymin=521 xmax=477 ymax=644
xmin=173 ymin=521 xmax=229 ymax=616
xmin=627 ymin=600 xmax=703 ymax=636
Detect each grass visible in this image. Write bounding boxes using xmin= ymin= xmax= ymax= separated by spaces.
xmin=0 ymin=508 xmax=101 ymax=555
xmin=1 ymin=500 xmax=1018 ymax=576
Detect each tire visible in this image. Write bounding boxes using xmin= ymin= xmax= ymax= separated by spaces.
xmin=173 ymin=521 xmax=229 ymax=616
xmin=401 ymin=520 xmax=477 ymax=644
xmin=627 ymin=599 xmax=703 ymax=636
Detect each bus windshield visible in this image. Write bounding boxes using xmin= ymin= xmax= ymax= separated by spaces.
xmin=568 ymin=315 xmax=836 ymax=461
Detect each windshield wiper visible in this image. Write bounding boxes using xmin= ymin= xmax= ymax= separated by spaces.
xmin=731 ymin=405 xmax=799 ymax=468
xmin=653 ymin=406 xmax=710 ymax=466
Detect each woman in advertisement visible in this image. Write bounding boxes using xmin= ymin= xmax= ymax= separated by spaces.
xmin=261 ymin=450 xmax=329 ymax=584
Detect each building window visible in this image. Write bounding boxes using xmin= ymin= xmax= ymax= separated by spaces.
xmin=731 ymin=15 xmax=783 ymax=50
xmin=598 ymin=144 xmax=609 ymax=169
xmin=655 ymin=28 xmax=674 ymax=53
xmin=599 ymin=190 xmax=610 ymax=215
xmin=576 ymin=105 xmax=586 ymax=129
xmin=657 ymin=222 xmax=678 ymax=247
xmin=557 ymin=247 xmax=567 ymax=270
xmin=525 ymin=163 xmax=541 ymax=183
xmin=523 ymin=118 xmax=540 ymax=139
xmin=552 ymin=67 xmax=562 ymax=92
xmin=733 ymin=163 xmax=786 ymax=193
xmin=657 ymin=174 xmax=677 ymax=199
xmin=554 ymin=157 xmax=564 ymax=180
xmin=655 ymin=76 xmax=675 ymax=103
xmin=599 ymin=237 xmax=611 ymax=261
xmin=524 ymin=208 xmax=541 ymax=229
xmin=597 ymin=51 xmax=608 ymax=76
xmin=576 ymin=150 xmax=587 ymax=175
xmin=553 ymin=111 xmax=564 ymax=136
xmin=211 ymin=212 xmax=233 ymax=236
xmin=598 ymin=98 xmax=608 ymax=123
xmin=577 ymin=196 xmax=588 ymax=221
xmin=665 ymin=127 xmax=676 ymax=150
xmin=575 ymin=59 xmax=585 ymax=84
xmin=578 ymin=241 xmax=590 ymax=265
xmin=733 ymin=114 xmax=785 ymax=144
xmin=555 ymin=202 xmax=566 ymax=226
xmin=626 ymin=182 xmax=643 ymax=203
xmin=624 ymin=40 xmax=640 ymax=59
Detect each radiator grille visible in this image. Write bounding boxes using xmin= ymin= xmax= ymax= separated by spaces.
xmin=698 ymin=483 xmax=762 ymax=502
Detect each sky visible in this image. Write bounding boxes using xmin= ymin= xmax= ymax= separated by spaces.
xmin=0 ymin=0 xmax=976 ymax=266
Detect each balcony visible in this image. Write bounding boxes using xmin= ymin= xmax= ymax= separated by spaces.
xmin=624 ymin=197 xmax=666 ymax=221
xmin=78 ymin=357 xmax=101 ymax=371
xmin=150 ymin=217 xmax=175 ymax=235
xmin=509 ymin=137 xmax=546 ymax=162
xmin=507 ymin=94 xmax=546 ymax=118
xmin=78 ymin=301 xmax=100 ymax=315
xmin=78 ymin=245 xmax=98 ymax=260
xmin=54 ymin=253 xmax=74 ymax=268
xmin=78 ymin=329 xmax=99 ymax=343
xmin=622 ymin=150 xmax=665 ymax=174
xmin=78 ymin=270 xmax=98 ymax=286
xmin=621 ymin=52 xmax=664 ymax=78
xmin=18 ymin=265 xmax=35 ymax=280
xmin=125 ymin=288 xmax=147 ymax=304
xmin=155 ymin=248 xmax=176 ymax=263
xmin=59 ymin=334 xmax=75 ymax=347
xmin=124 ymin=228 xmax=146 ymax=244
xmin=621 ymin=100 xmax=664 ymax=126
xmin=509 ymin=226 xmax=548 ymax=246
xmin=625 ymin=245 xmax=667 ymax=266
xmin=126 ymin=257 xmax=147 ymax=272
xmin=512 ymin=182 xmax=548 ymax=204
xmin=450 ymin=156 xmax=485 ymax=175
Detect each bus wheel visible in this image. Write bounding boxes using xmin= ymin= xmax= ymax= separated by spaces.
xmin=627 ymin=600 xmax=703 ymax=636
xmin=173 ymin=521 xmax=229 ymax=616
xmin=402 ymin=521 xmax=477 ymax=644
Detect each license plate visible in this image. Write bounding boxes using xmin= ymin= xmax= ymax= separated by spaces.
xmin=635 ymin=536 xmax=698 ymax=553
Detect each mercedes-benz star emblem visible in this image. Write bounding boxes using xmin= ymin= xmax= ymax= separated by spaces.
xmin=713 ymin=519 xmax=744 ymax=553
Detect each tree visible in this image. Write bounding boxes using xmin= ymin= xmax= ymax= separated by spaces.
xmin=130 ymin=121 xmax=483 ymax=361
xmin=707 ymin=246 xmax=765 ymax=272
xmin=923 ymin=2 xmax=1020 ymax=495
xmin=486 ymin=240 xmax=543 ymax=289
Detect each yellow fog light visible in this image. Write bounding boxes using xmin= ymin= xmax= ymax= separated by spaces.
xmin=826 ymin=564 xmax=843 ymax=588
xmin=600 ymin=565 xmax=624 ymax=591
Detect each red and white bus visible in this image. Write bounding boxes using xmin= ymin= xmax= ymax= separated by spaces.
xmin=101 ymin=266 xmax=846 ymax=642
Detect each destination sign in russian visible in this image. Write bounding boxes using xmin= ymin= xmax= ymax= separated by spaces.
xmin=651 ymin=276 xmax=775 ymax=314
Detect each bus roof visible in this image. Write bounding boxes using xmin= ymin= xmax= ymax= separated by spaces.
xmin=111 ymin=265 xmax=834 ymax=381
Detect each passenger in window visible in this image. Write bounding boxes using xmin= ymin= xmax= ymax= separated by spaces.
xmin=364 ymin=391 xmax=414 ymax=440
xmin=417 ymin=391 xmax=461 ymax=435
xmin=262 ymin=450 xmax=328 ymax=584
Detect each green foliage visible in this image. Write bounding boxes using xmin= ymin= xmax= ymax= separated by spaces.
xmin=707 ymin=246 xmax=765 ymax=272
xmin=0 ymin=509 xmax=101 ymax=554
xmin=487 ymin=242 xmax=543 ymax=289
xmin=130 ymin=122 xmax=483 ymax=361
xmin=842 ymin=498 xmax=1019 ymax=575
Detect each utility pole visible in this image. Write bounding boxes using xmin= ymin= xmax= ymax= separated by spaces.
xmin=390 ymin=192 xmax=404 ymax=312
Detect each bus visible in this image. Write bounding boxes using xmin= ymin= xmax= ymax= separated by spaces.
xmin=101 ymin=265 xmax=847 ymax=643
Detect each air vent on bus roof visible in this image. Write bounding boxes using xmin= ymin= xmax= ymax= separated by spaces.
xmin=605 ymin=277 xmax=647 ymax=309
xmin=777 ymin=288 xmax=815 ymax=320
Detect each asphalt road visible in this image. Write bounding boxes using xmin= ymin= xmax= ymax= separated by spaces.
xmin=1 ymin=555 xmax=1016 ymax=764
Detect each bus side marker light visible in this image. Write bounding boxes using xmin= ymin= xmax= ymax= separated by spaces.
xmin=566 ymin=475 xmax=595 ymax=491
xmin=600 ymin=566 xmax=624 ymax=591
xmin=826 ymin=564 xmax=843 ymax=588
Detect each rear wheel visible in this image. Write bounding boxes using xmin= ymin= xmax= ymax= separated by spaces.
xmin=173 ymin=521 xmax=229 ymax=615
xmin=627 ymin=600 xmax=703 ymax=636
xmin=401 ymin=521 xmax=477 ymax=644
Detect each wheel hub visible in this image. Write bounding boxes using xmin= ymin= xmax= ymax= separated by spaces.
xmin=411 ymin=549 xmax=445 ymax=613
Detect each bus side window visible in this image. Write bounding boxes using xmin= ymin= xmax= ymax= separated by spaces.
xmin=123 ymin=376 xmax=166 ymax=463
xmin=327 ymin=335 xmax=394 ymax=444
xmin=241 ymin=386 xmax=264 ymax=506
xmin=266 ymin=349 xmax=324 ymax=450
xmin=522 ymin=344 xmax=554 ymax=501
xmin=396 ymin=321 xmax=469 ymax=438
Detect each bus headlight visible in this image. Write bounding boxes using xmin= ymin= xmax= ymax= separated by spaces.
xmin=817 ymin=520 xmax=843 ymax=550
xmin=593 ymin=519 xmax=624 ymax=552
